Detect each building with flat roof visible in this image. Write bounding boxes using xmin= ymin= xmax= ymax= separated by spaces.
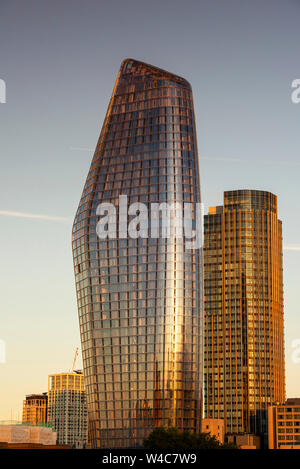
xmin=225 ymin=433 xmax=261 ymax=449
xmin=0 ymin=423 xmax=56 ymax=446
xmin=22 ymin=393 xmax=47 ymax=425
xmin=201 ymin=418 xmax=224 ymax=443
xmin=204 ymin=190 xmax=285 ymax=442
xmin=47 ymin=371 xmax=87 ymax=447
xmin=268 ymin=399 xmax=300 ymax=449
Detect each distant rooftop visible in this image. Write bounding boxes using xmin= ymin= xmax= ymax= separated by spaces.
xmin=48 ymin=369 xmax=83 ymax=376
xmin=0 ymin=420 xmax=22 ymax=426
xmin=207 ymin=189 xmax=278 ymax=215
xmin=0 ymin=420 xmax=53 ymax=428
xmin=119 ymin=58 xmax=192 ymax=90
xmin=25 ymin=393 xmax=47 ymax=400
xmin=286 ymin=398 xmax=300 ymax=405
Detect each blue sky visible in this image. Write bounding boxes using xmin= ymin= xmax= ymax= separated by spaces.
xmin=0 ymin=0 xmax=299 ymax=419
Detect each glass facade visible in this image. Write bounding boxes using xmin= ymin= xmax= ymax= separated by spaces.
xmin=204 ymin=190 xmax=285 ymax=437
xmin=72 ymin=59 xmax=203 ymax=448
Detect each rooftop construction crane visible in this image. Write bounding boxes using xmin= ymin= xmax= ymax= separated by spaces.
xmin=71 ymin=347 xmax=79 ymax=372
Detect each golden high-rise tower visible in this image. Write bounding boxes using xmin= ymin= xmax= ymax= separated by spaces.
xmin=204 ymin=190 xmax=285 ymax=438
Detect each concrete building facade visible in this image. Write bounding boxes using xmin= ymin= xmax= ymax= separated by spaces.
xmin=47 ymin=371 xmax=87 ymax=446
xmin=22 ymin=393 xmax=48 ymax=426
xmin=201 ymin=418 xmax=224 ymax=443
xmin=268 ymin=399 xmax=300 ymax=449
xmin=0 ymin=424 xmax=56 ymax=446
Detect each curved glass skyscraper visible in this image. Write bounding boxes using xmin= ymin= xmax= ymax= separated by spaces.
xmin=72 ymin=59 xmax=203 ymax=448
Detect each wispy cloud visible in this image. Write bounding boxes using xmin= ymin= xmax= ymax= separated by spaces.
xmin=70 ymin=148 xmax=300 ymax=167
xmin=200 ymin=156 xmax=300 ymax=167
xmin=70 ymin=147 xmax=244 ymax=161
xmin=70 ymin=146 xmax=94 ymax=152
xmin=199 ymin=156 xmax=243 ymax=162
xmin=284 ymin=245 xmax=300 ymax=252
xmin=0 ymin=210 xmax=70 ymax=222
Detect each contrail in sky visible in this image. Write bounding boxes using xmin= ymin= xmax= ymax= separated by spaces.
xmin=0 ymin=210 xmax=70 ymax=222
xmin=70 ymin=147 xmax=300 ymax=166
xmin=1 ymin=210 xmax=298 ymax=250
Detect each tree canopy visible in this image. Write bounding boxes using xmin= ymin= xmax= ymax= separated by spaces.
xmin=143 ymin=427 xmax=239 ymax=450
